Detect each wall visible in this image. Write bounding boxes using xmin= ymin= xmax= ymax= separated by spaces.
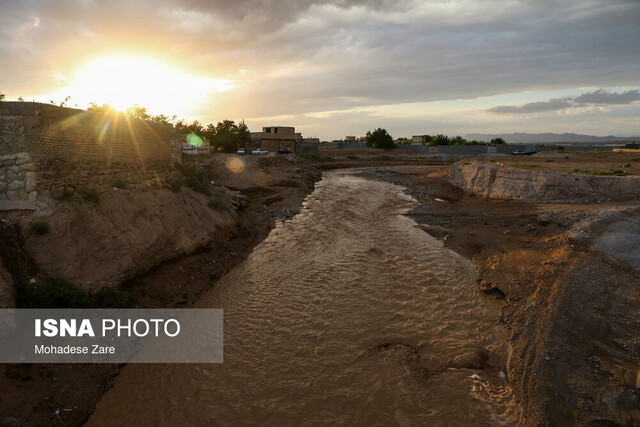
xmin=0 ymin=152 xmax=37 ymax=201
xmin=0 ymin=102 xmax=176 ymax=199
xmin=449 ymin=163 xmax=640 ymax=203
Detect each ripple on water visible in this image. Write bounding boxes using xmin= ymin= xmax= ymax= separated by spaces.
xmin=88 ymin=170 xmax=517 ymax=426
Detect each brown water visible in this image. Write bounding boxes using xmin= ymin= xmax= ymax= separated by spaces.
xmin=89 ymin=170 xmax=517 ymax=426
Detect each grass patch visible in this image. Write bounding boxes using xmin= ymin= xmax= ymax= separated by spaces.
xmin=94 ymin=286 xmax=138 ymax=308
xmin=631 ymin=158 xmax=639 ymax=161
xmin=112 ymin=179 xmax=128 ymax=189
xmin=462 ymin=162 xmax=471 ymax=165
xmin=166 ymin=178 xmax=182 ymax=192
xmin=54 ymin=187 xmax=100 ymax=204
xmin=207 ymin=198 xmax=223 ymax=209
xmin=29 ymin=221 xmax=49 ymax=235
xmin=517 ymin=163 xmax=541 ymax=168
xmin=175 ymin=163 xmax=208 ymax=194
xmin=14 ymin=274 xmax=91 ymax=308
xmin=544 ymin=159 xmax=554 ymax=163
xmin=215 ymin=224 xmax=222 ymax=230
xmin=566 ymin=168 xmax=629 ymax=176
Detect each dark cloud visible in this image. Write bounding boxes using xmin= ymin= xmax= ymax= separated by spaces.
xmin=574 ymin=89 xmax=640 ymax=105
xmin=488 ymin=89 xmax=640 ymax=114
xmin=1 ymin=0 xmax=639 ymax=133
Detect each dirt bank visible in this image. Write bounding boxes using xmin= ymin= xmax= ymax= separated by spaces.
xmin=450 ymin=161 xmax=640 ymax=204
xmin=357 ymin=165 xmax=640 ymax=426
xmin=0 ymin=153 xmax=320 ymax=426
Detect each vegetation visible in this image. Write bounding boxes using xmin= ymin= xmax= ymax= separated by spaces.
xmin=365 ymin=128 xmax=396 ymax=150
xmin=112 ymin=179 xmax=128 ymax=189
xmin=208 ymin=198 xmax=223 ymax=209
xmin=29 ymin=221 xmax=50 ymax=235
xmin=566 ymin=168 xmax=628 ymax=176
xmin=14 ymin=274 xmax=91 ymax=308
xmin=55 ymin=187 xmax=100 ymax=204
xmin=175 ymin=162 xmax=208 ymax=193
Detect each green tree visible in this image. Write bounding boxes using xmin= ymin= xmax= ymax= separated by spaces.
xmin=365 ymin=128 xmax=395 ymax=149
xmin=451 ymin=135 xmax=467 ymax=145
xmin=490 ymin=137 xmax=506 ymax=145
xmin=88 ymin=102 xmax=117 ymax=114
xmin=208 ymin=120 xmax=251 ymax=153
xmin=0 ymin=93 xmax=5 ymax=101
xmin=430 ymin=134 xmax=450 ymax=146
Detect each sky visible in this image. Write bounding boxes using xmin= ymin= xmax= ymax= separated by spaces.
xmin=1 ymin=0 xmax=639 ymax=140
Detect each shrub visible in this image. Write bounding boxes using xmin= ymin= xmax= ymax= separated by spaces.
xmin=208 ymin=198 xmax=223 ymax=209
xmin=55 ymin=187 xmax=100 ymax=204
xmin=545 ymin=159 xmax=554 ymax=163
xmin=29 ymin=221 xmax=49 ymax=235
xmin=462 ymin=162 xmax=471 ymax=165
xmin=215 ymin=224 xmax=222 ymax=230
xmin=15 ymin=274 xmax=90 ymax=308
xmin=166 ymin=178 xmax=182 ymax=192
xmin=112 ymin=179 xmax=128 ymax=189
xmin=175 ymin=163 xmax=208 ymax=194
xmin=94 ymin=287 xmax=137 ymax=308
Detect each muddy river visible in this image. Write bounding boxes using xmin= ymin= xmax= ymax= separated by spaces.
xmin=89 ymin=170 xmax=516 ymax=425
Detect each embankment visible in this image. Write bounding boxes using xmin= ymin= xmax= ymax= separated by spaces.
xmin=449 ymin=162 xmax=640 ymax=203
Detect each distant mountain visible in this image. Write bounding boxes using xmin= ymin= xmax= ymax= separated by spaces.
xmin=464 ymin=132 xmax=640 ymax=144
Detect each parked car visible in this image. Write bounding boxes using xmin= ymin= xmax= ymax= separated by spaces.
xmin=237 ymin=148 xmax=246 ymax=155
xmin=252 ymin=148 xmax=268 ymax=155
xmin=511 ymin=150 xmax=537 ymax=155
xmin=277 ymin=148 xmax=292 ymax=154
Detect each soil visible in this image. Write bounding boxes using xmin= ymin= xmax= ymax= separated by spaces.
xmin=357 ymin=164 xmax=640 ymax=426
xmin=0 ymin=153 xmax=321 ymax=426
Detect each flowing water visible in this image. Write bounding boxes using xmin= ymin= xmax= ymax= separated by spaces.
xmin=89 ymin=170 xmax=517 ymax=426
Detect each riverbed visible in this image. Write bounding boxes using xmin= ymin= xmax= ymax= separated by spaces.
xmin=88 ymin=170 xmax=516 ymax=425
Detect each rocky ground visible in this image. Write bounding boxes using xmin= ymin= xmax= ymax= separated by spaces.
xmin=357 ymin=164 xmax=640 ymax=426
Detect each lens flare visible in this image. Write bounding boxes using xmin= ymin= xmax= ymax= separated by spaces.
xmin=186 ymin=133 xmax=203 ymax=148
xmin=225 ymin=156 xmax=245 ymax=174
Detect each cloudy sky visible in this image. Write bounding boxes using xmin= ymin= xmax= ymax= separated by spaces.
xmin=1 ymin=0 xmax=639 ymax=140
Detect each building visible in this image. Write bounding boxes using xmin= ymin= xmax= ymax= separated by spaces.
xmin=300 ymin=137 xmax=320 ymax=144
xmin=250 ymin=126 xmax=299 ymax=152
xmin=175 ymin=134 xmax=210 ymax=154
xmin=345 ymin=135 xmax=357 ymax=142
xmin=412 ymin=135 xmax=431 ymax=145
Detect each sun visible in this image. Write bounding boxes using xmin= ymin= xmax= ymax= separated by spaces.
xmin=69 ymin=54 xmax=233 ymax=115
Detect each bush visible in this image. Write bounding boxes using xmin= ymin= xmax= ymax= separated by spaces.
xmin=175 ymin=163 xmax=208 ymax=194
xmin=208 ymin=198 xmax=223 ymax=209
xmin=94 ymin=287 xmax=137 ymax=308
xmin=545 ymin=159 xmax=554 ymax=163
xmin=166 ymin=178 xmax=182 ymax=192
xmin=15 ymin=274 xmax=90 ymax=308
xmin=29 ymin=221 xmax=49 ymax=235
xmin=55 ymin=187 xmax=100 ymax=204
xmin=112 ymin=179 xmax=128 ymax=189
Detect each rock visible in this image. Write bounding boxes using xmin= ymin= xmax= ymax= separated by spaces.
xmin=8 ymin=180 xmax=24 ymax=191
xmin=0 ymin=182 xmax=6 ymax=192
xmin=24 ymin=171 xmax=36 ymax=192
xmin=28 ymin=191 xmax=37 ymax=202
xmin=0 ymin=257 xmax=14 ymax=308
xmin=6 ymin=170 xmax=17 ymax=182
xmin=15 ymin=152 xmax=31 ymax=165
xmin=21 ymin=162 xmax=36 ymax=171
xmin=6 ymin=190 xmax=19 ymax=200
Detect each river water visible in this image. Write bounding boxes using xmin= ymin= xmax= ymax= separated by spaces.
xmin=89 ymin=170 xmax=516 ymax=426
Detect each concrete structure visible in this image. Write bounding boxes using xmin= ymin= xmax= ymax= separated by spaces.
xmin=300 ymin=137 xmax=320 ymax=144
xmin=345 ymin=136 xmax=357 ymax=142
xmin=251 ymin=126 xmax=299 ymax=152
xmin=412 ymin=135 xmax=431 ymax=145
xmin=176 ymin=134 xmax=210 ymax=154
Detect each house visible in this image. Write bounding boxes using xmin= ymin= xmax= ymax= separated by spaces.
xmin=412 ymin=135 xmax=431 ymax=145
xmin=175 ymin=134 xmax=210 ymax=154
xmin=250 ymin=126 xmax=299 ymax=152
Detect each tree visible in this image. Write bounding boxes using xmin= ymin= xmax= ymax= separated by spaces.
xmin=430 ymin=134 xmax=450 ymax=146
xmin=208 ymin=120 xmax=251 ymax=153
xmin=365 ymin=128 xmax=395 ymax=149
xmin=126 ymin=104 xmax=150 ymax=121
xmin=451 ymin=135 xmax=467 ymax=145
xmin=0 ymin=93 xmax=5 ymax=101
xmin=490 ymin=137 xmax=506 ymax=145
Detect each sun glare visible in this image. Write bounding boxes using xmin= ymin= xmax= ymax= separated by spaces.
xmin=69 ymin=54 xmax=233 ymax=114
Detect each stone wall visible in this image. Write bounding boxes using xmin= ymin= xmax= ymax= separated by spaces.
xmin=0 ymin=102 xmax=176 ymax=199
xmin=0 ymin=152 xmax=37 ymax=201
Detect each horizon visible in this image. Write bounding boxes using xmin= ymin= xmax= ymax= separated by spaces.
xmin=1 ymin=0 xmax=639 ymax=140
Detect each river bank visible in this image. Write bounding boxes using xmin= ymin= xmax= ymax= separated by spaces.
xmin=0 ymin=154 xmax=321 ymax=426
xmin=357 ymin=164 xmax=640 ymax=426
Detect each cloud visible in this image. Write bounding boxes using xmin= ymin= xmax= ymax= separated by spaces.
xmin=488 ymin=89 xmax=640 ymax=114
